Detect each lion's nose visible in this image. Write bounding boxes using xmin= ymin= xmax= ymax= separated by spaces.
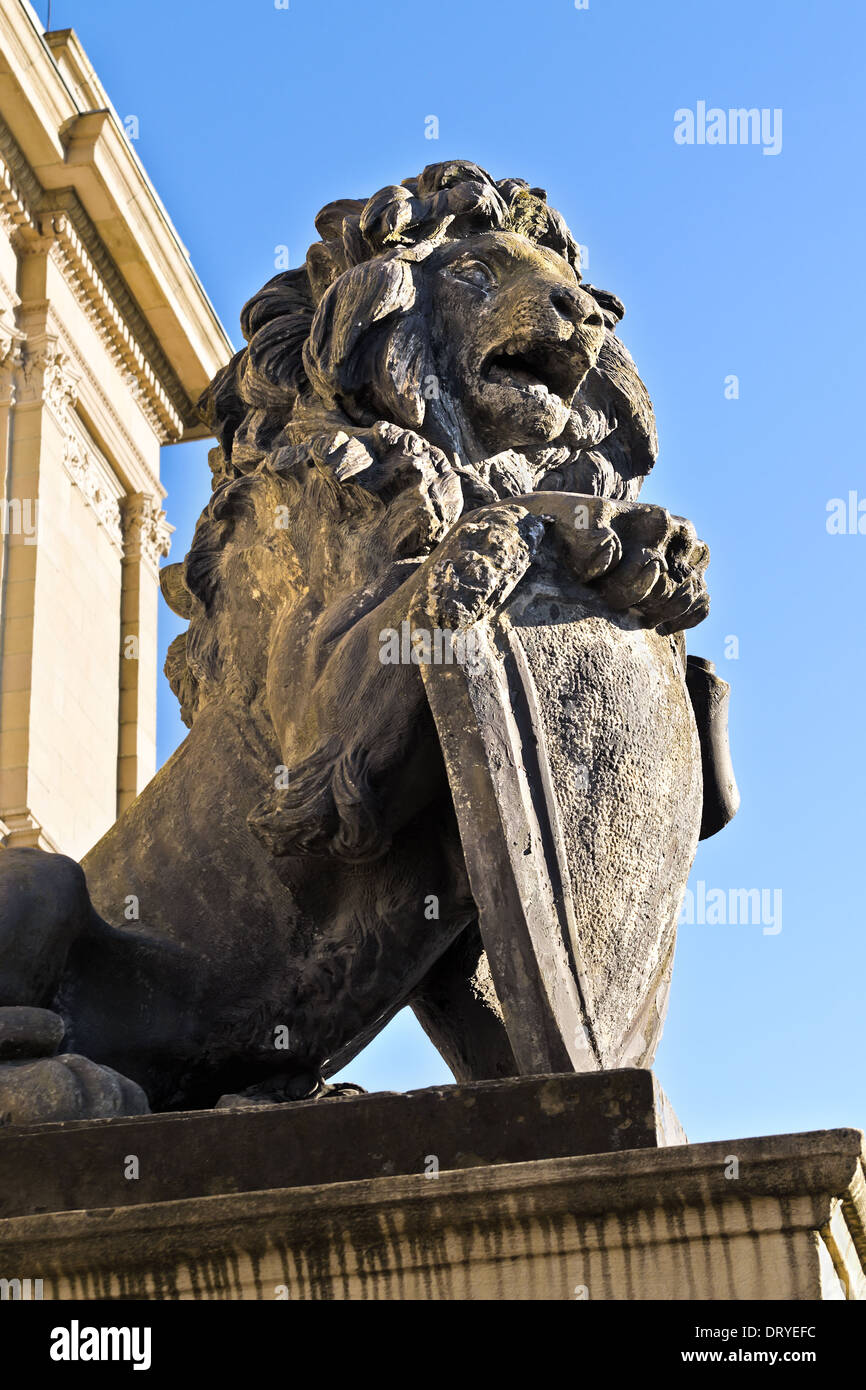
xmin=550 ymin=287 xmax=604 ymax=332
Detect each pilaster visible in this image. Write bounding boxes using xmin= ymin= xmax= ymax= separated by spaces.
xmin=117 ymin=492 xmax=172 ymax=815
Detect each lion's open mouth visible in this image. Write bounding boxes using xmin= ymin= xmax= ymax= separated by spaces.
xmin=483 ymin=339 xmax=587 ymax=406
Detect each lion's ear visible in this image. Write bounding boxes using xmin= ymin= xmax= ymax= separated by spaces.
xmin=375 ymin=318 xmax=428 ymax=430
xmin=304 ymin=256 xmax=425 ymax=425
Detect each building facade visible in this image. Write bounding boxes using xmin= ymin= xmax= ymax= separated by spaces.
xmin=0 ymin=2 xmax=231 ymax=858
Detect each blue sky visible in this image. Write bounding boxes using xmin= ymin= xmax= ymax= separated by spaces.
xmin=51 ymin=0 xmax=865 ymax=1142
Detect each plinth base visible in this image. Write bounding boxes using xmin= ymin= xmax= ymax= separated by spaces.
xmin=0 ymin=1072 xmax=862 ymax=1300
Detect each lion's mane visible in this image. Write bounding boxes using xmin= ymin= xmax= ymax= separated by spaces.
xmin=161 ymin=161 xmax=658 ymax=744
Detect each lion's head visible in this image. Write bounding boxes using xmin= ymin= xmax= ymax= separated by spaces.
xmin=161 ymin=162 xmax=659 ymax=731
xmin=199 ymin=160 xmax=656 ymax=494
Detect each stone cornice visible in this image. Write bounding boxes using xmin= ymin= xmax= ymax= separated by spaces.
xmin=50 ymin=190 xmax=194 ymax=435
xmin=0 ymin=114 xmax=186 ymax=444
xmin=43 ymin=28 xmax=110 ymax=114
xmin=0 ymin=112 xmax=41 ymax=217
xmin=0 ymin=4 xmax=233 ymax=436
xmin=0 ymin=124 xmax=33 ymax=237
xmin=34 ymin=211 xmax=184 ymax=442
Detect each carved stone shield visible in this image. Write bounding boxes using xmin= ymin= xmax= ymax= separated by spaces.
xmin=420 ymin=496 xmax=703 ymax=1075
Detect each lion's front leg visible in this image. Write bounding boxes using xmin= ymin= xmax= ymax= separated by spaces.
xmin=250 ymin=502 xmax=554 ymax=859
xmin=418 ymin=504 xmax=548 ymax=632
xmin=0 ymin=849 xmax=90 ymax=1007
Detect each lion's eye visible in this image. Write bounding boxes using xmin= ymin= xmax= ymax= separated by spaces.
xmin=448 ymin=259 xmax=495 ymax=292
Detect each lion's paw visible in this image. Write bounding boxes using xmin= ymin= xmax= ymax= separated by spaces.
xmin=0 ymin=1052 xmax=150 ymax=1126
xmin=598 ymin=503 xmax=710 ymax=634
xmin=215 ymin=1074 xmax=366 ymax=1109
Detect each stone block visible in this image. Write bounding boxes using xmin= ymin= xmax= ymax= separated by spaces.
xmin=0 ymin=1076 xmax=862 ymax=1301
xmin=0 ymin=1069 xmax=681 ymax=1219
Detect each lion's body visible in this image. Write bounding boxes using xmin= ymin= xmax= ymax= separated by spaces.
xmin=55 ymin=437 xmax=479 ymax=1107
xmin=0 ymin=162 xmax=731 ymax=1118
xmin=64 ymin=699 xmax=471 ymax=1107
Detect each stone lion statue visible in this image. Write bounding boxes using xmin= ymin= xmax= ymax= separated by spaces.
xmin=0 ymin=161 xmax=736 ymax=1122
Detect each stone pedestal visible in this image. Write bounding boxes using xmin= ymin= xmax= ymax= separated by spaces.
xmin=0 ymin=1072 xmax=862 ymax=1300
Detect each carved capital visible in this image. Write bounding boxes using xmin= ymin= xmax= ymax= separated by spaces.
xmin=0 ymin=316 xmax=24 ymax=404
xmin=120 ymin=492 xmax=174 ymax=569
xmin=20 ymin=343 xmax=79 ymax=418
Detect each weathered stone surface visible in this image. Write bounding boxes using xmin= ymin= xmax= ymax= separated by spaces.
xmin=0 ymin=1053 xmax=149 ymax=1128
xmin=0 ymin=162 xmax=738 ymax=1119
xmin=0 ymin=1006 xmax=64 ymax=1060
xmin=0 ymin=1125 xmax=862 ymax=1300
xmin=0 ymin=1070 xmax=682 ymax=1219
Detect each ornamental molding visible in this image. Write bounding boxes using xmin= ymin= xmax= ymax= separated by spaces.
xmin=16 ymin=212 xmax=182 ymax=444
xmin=120 ymin=492 xmax=174 ymax=570
xmin=0 ymin=264 xmax=20 ymax=318
xmin=33 ymin=212 xmax=184 ymax=444
xmin=0 ymin=115 xmax=41 ymax=225
xmin=61 ymin=416 xmax=125 ymax=554
xmin=38 ymin=306 xmax=158 ymax=494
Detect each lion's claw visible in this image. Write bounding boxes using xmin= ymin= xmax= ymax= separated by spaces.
xmin=596 ymin=544 xmax=667 ymax=610
xmin=579 ymin=525 xmax=622 ymax=583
